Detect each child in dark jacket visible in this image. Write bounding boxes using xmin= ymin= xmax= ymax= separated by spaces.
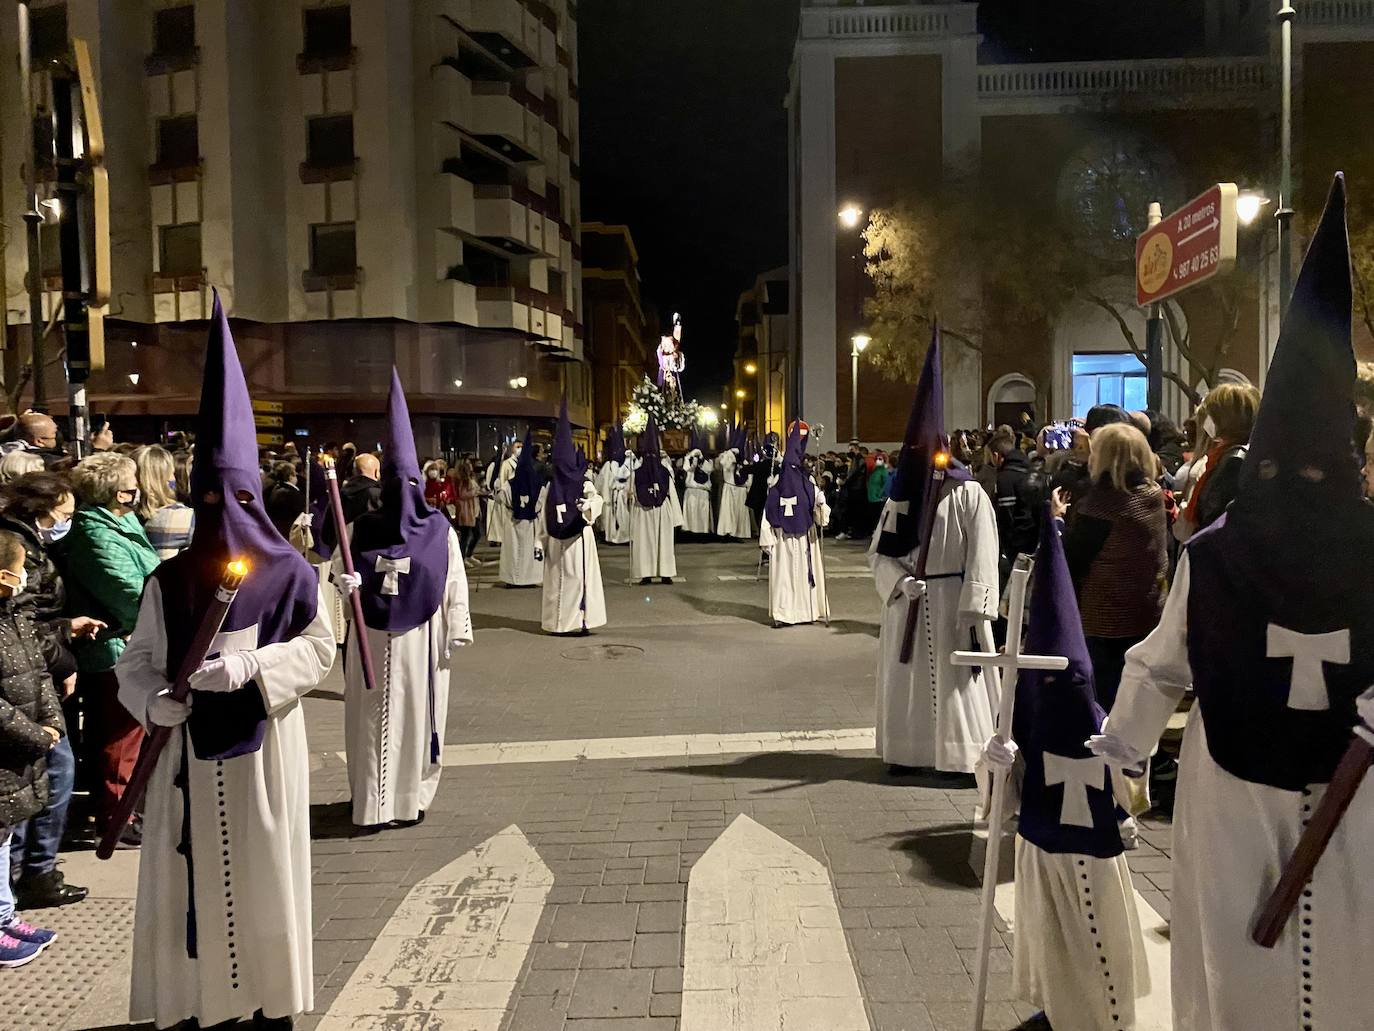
xmin=0 ymin=529 xmax=62 ymax=966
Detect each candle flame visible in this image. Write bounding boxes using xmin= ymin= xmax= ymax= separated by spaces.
xmin=934 ymin=451 xmax=951 ymax=469
xmin=227 ymin=559 xmax=249 ymax=578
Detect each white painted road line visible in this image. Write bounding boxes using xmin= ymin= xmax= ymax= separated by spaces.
xmin=318 ymin=825 xmax=552 ymax=1031
xmin=681 ymin=815 xmax=871 ymax=1031
xmin=436 ymin=727 xmax=877 ymax=767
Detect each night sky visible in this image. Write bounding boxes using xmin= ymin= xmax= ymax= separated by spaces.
xmin=575 ymin=0 xmax=1205 ymax=395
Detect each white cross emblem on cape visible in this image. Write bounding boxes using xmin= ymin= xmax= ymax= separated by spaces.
xmin=1041 ymin=752 xmax=1109 ymax=828
xmin=1267 ymin=624 xmax=1350 ymax=711
xmin=375 ymin=555 xmax=412 ymax=597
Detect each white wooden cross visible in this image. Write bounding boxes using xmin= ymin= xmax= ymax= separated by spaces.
xmin=948 ymin=565 xmax=1070 ymax=1031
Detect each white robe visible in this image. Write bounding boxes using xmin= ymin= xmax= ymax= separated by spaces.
xmin=869 ymin=479 xmax=1000 ymax=772
xmin=537 ymin=484 xmax=607 ymax=633
xmin=681 ymin=456 xmax=715 ymax=535
xmin=602 ymin=457 xmax=633 ymax=546
xmin=759 ymin=484 xmax=831 ymax=626
xmin=339 ymin=529 xmax=473 ymax=827
xmin=628 ymin=460 xmax=679 ymax=580
xmin=1109 ymin=553 xmax=1374 ymax=1031
xmin=497 ymin=481 xmax=542 ymax=586
xmin=715 ymin=450 xmax=753 ymax=539
xmin=486 ymin=455 xmax=517 ymax=544
xmin=116 ymin=582 xmax=335 ymax=1028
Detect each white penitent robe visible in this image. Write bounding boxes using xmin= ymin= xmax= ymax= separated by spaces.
xmin=602 ymin=459 xmax=633 ymax=546
xmin=628 ymin=472 xmax=678 ymax=580
xmin=311 ymin=555 xmax=347 ymax=645
xmin=487 ymin=456 xmax=517 ymax=544
xmin=339 ymin=529 xmax=472 ymax=827
xmin=594 ymin=462 xmax=616 ymax=534
xmin=536 ymin=485 xmax=607 ymax=633
xmin=681 ymin=459 xmax=715 ymax=535
xmin=868 ymin=479 xmax=1000 ymax=772
xmin=715 ymin=451 xmax=753 ymax=539
xmin=497 ymin=483 xmax=542 ymax=587
xmin=1008 ymin=767 xmax=1150 ymax=1031
xmin=115 ymin=582 xmax=335 ymax=1029
xmin=759 ymin=487 xmax=831 ymax=626
xmin=1109 ymin=554 xmax=1374 ymax=1031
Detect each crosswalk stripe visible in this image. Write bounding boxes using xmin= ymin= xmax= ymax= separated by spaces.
xmin=317 ymin=825 xmax=552 ymax=1031
xmin=435 ymin=728 xmax=876 ymax=767
xmin=681 ymin=815 xmax=871 ymax=1031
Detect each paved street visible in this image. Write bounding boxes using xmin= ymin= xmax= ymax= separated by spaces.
xmin=7 ymin=538 xmax=1174 ymax=1031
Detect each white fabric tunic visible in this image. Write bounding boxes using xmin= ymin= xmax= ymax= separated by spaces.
xmin=601 ymin=457 xmax=634 ymax=545
xmin=628 ymin=458 xmax=680 ymax=580
xmin=715 ymin=450 xmax=753 ymax=539
xmin=1109 ymin=554 xmax=1374 ymax=1031
xmin=497 ymin=480 xmax=542 ymax=586
xmin=681 ymin=455 xmax=715 ymax=535
xmin=537 ymin=484 xmax=607 ymax=633
xmin=868 ymin=479 xmax=1000 ymax=772
xmin=486 ymin=455 xmax=517 ymax=544
xmin=339 ymin=529 xmax=472 ymax=827
xmin=116 ymin=582 xmax=336 ymax=1029
xmin=759 ymin=484 xmax=831 ymax=626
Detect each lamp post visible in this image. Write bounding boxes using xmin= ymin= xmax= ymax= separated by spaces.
xmin=850 ymin=333 xmax=870 ymax=442
xmin=1276 ymin=2 xmax=1295 ymax=323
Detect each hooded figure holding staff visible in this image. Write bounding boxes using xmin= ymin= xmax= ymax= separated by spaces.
xmin=715 ymin=424 xmax=753 ymax=540
xmin=498 ymin=430 xmax=542 ymax=586
xmin=116 ymin=292 xmax=336 ymax=1031
xmin=537 ymin=398 xmax=606 ymax=634
xmin=759 ymin=422 xmax=830 ymax=626
xmin=680 ymin=426 xmax=715 ymax=536
xmin=336 ymin=370 xmax=473 ymax=832
xmin=628 ymin=416 xmax=681 ymax=584
xmin=596 ymin=425 xmax=633 ymax=545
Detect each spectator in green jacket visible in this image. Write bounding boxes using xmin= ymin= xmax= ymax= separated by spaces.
xmin=54 ymin=453 xmax=159 ymax=847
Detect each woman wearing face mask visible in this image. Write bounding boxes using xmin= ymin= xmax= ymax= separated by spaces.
xmin=51 ymin=453 xmax=160 ymax=847
xmin=132 ymin=445 xmax=195 ymax=560
xmin=0 ymin=471 xmax=105 ymax=906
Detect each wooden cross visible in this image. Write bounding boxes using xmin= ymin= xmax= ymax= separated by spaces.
xmin=949 ymin=566 xmax=1069 ymax=1031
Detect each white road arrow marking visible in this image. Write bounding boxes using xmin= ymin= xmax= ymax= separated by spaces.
xmin=1177 ymin=217 xmax=1219 ymax=247
xmin=682 ymin=815 xmax=870 ymax=1031
xmin=318 ymin=825 xmax=552 ymax=1031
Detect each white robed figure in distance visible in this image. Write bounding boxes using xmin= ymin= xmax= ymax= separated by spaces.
xmin=680 ymin=427 xmax=715 ymax=535
xmin=116 ymin=292 xmax=335 ymax=1030
xmin=981 ymin=513 xmax=1148 ymax=1031
xmin=869 ymin=327 xmax=1000 ymax=774
xmin=336 ymin=369 xmax=472 ymax=830
xmin=759 ymin=422 xmax=830 ymax=626
xmin=498 ymin=430 xmax=542 ymax=587
xmin=597 ymin=426 xmax=633 ymax=545
xmin=486 ymin=441 xmax=518 ymax=545
xmin=537 ymin=398 xmax=607 ymax=634
xmin=1096 ymin=175 xmax=1374 ymax=1031
xmin=628 ymin=415 xmax=681 ymax=584
xmin=715 ymin=424 xmax=753 ymax=540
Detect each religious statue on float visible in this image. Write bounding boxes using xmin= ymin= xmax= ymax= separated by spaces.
xmin=657 ymin=312 xmax=685 ymax=400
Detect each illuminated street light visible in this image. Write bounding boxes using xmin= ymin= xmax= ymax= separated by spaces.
xmin=851 ymin=334 xmax=871 ymax=354
xmin=744 ymin=362 xmax=757 ymax=375
xmin=128 ymin=373 xmax=140 ymax=386
xmin=838 ymin=204 xmax=863 ymax=229
xmin=509 ymin=375 xmax=528 ymax=390
xmin=453 ymin=378 xmax=463 ymax=388
xmin=735 ymin=389 xmax=746 ymax=399
xmin=1237 ymin=191 xmax=1272 ymax=226
xmin=850 ymin=334 xmax=871 ymax=442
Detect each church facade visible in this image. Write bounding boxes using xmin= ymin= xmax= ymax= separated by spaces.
xmin=789 ymin=0 xmax=1374 ymax=440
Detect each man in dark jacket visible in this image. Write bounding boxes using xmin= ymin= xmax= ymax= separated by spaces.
xmin=990 ymin=435 xmax=1043 ymax=578
xmin=340 ymin=452 xmax=383 ymax=523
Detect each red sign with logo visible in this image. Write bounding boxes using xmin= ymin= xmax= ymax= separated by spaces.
xmin=1135 ymin=183 xmax=1238 ymax=307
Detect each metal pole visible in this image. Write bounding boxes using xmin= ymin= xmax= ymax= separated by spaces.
xmin=1145 ymin=202 xmax=1164 ymax=413
xmin=850 ymin=348 xmax=859 ymax=442
xmin=1276 ymin=3 xmax=1296 ymax=324
xmin=18 ymin=2 xmax=48 ymax=413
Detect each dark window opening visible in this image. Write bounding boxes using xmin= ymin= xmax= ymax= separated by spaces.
xmin=449 ymin=249 xmax=511 ymax=288
xmin=440 ymin=141 xmax=515 ymax=187
xmin=303 ymin=6 xmax=351 ymax=60
xmin=153 ymin=5 xmax=195 ymax=56
xmin=156 ymin=115 xmax=199 ymax=168
xmin=32 ymin=111 xmax=55 ymax=175
xmin=29 ymin=5 xmax=68 ymax=64
xmin=306 ymin=114 xmax=355 ymax=167
xmin=548 ymin=269 xmax=565 ymax=302
xmin=160 ymin=223 xmax=202 ymax=277
xmin=39 ymin=224 xmax=62 ymax=279
xmin=310 ymin=223 xmax=356 ymax=276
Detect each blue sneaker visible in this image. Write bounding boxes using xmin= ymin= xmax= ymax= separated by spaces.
xmin=3 ymin=920 xmax=55 ymax=951
xmin=0 ymin=932 xmax=42 ymax=968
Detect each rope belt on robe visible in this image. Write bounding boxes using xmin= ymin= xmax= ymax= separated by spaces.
xmin=904 ymin=569 xmax=965 ymax=629
xmin=176 ymin=725 xmax=198 ymax=957
xmin=426 ymin=631 xmax=440 ymax=763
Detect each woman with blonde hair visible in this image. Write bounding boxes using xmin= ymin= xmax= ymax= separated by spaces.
xmin=132 ymin=444 xmax=194 ymax=560
xmin=1053 ymin=422 xmax=1167 ymax=709
xmin=1174 ymin=382 xmax=1261 ymax=540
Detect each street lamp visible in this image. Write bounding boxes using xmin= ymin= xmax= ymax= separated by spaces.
xmin=744 ymin=362 xmax=757 ymax=375
xmin=735 ymin=389 xmax=746 ymax=399
xmin=850 ymin=334 xmax=870 ymax=442
xmin=453 ymin=378 xmax=463 ymax=388
xmin=838 ymin=204 xmax=863 ymax=230
xmin=1237 ymin=191 xmax=1272 ymax=227
xmin=509 ymin=375 xmax=527 ymax=390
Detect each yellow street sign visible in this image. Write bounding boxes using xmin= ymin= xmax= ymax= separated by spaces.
xmin=255 ymin=433 xmax=284 ymax=446
xmin=251 ymin=399 xmax=284 ymax=414
xmin=254 ymin=414 xmax=283 ymax=429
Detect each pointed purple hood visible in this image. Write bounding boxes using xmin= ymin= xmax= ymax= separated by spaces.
xmin=160 ymin=289 xmax=320 ymax=759
xmin=605 ymin=424 xmax=626 ymax=465
xmin=876 ymin=325 xmax=971 ymax=558
xmin=635 ymin=416 xmax=671 ymax=508
xmin=349 ymin=369 xmax=451 ymax=633
xmin=764 ymin=422 xmax=816 ymax=535
xmin=510 ymin=430 xmax=539 ymax=520
xmin=547 ymin=397 xmax=587 ymax=540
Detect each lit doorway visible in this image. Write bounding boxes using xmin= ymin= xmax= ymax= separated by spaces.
xmin=1071 ymin=352 xmax=1146 ymax=418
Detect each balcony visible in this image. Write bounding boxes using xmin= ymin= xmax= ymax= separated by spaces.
xmin=475 ymin=285 xmax=566 ymax=342
xmin=463 ymin=0 xmax=538 ymax=68
xmin=1298 ymin=0 xmax=1374 ymax=26
xmin=799 ymin=3 xmax=978 ymax=40
xmin=470 ymin=82 xmax=541 ymax=162
xmin=145 ymin=45 xmax=199 ymax=76
xmin=977 ymin=56 xmax=1270 ymax=114
xmin=437 ymin=173 xmax=477 ymax=234
xmin=474 ymin=184 xmax=541 ymax=255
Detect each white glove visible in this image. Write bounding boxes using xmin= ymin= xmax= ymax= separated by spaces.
xmin=148 ymin=690 xmax=190 ymax=728
xmin=336 ymin=572 xmax=362 ymax=597
xmin=1356 ymin=685 xmax=1374 ymax=746
xmin=982 ymin=735 xmax=1019 ymax=769
xmin=1085 ymin=733 xmax=1146 ymax=768
xmin=898 ymin=576 xmax=923 ymax=601
xmin=189 ymin=651 xmax=261 ymax=694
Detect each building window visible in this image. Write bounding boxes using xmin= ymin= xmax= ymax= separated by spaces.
xmin=159 ymin=223 xmax=202 ymax=277
xmin=1071 ymin=352 xmax=1146 ymax=419
xmin=310 ymin=222 xmax=356 ymax=276
xmin=302 ymin=6 xmax=351 ymax=62
xmin=306 ymin=114 xmax=354 ymax=168
xmin=156 ymin=114 xmax=199 ymax=169
xmin=153 ymin=5 xmax=195 ymax=56
xmin=29 ymin=4 xmax=68 ymax=63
